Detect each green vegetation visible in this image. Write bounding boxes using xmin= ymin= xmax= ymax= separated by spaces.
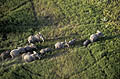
xmin=0 ymin=0 xmax=120 ymax=79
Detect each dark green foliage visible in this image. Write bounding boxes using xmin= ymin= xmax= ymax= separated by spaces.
xmin=0 ymin=0 xmax=120 ymax=79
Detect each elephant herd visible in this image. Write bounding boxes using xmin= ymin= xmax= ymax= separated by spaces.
xmin=0 ymin=30 xmax=104 ymax=63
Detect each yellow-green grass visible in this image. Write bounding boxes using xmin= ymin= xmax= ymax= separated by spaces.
xmin=0 ymin=0 xmax=120 ymax=79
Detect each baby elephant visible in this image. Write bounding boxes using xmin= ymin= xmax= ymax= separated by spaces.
xmin=55 ymin=42 xmax=65 ymax=49
xmin=65 ymin=39 xmax=76 ymax=47
xmin=83 ymin=40 xmax=91 ymax=47
xmin=40 ymin=48 xmax=52 ymax=57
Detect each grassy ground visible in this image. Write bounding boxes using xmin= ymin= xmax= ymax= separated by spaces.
xmin=0 ymin=0 xmax=120 ymax=79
